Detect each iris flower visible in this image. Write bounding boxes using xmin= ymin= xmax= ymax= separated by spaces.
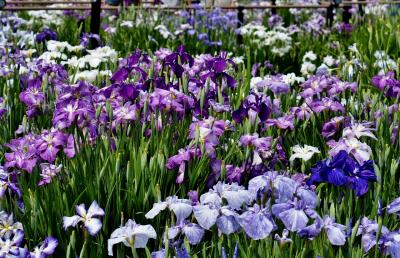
xmin=107 ymin=219 xmax=156 ymax=256
xmin=63 ymin=201 xmax=105 ymax=236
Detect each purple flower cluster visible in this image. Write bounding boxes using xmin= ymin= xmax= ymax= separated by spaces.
xmin=35 ymin=28 xmax=57 ymax=43
xmin=372 ymin=71 xmax=400 ymax=99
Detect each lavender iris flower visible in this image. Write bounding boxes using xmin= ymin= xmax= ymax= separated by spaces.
xmin=387 ymin=197 xmax=400 ymax=217
xmin=167 ymin=220 xmax=205 ymax=245
xmin=145 ymin=196 xmax=193 ymax=222
xmin=38 ymin=163 xmax=62 ymax=186
xmin=238 ymin=204 xmax=275 ymax=240
xmin=272 ymin=198 xmax=316 ymax=232
xmin=0 ymin=229 xmax=27 ymax=257
xmin=0 ymin=167 xmax=22 ymax=200
xmin=30 ymin=237 xmax=58 ymax=258
xmin=63 ymin=201 xmax=105 ymax=236
xmin=107 ymin=219 xmax=156 ymax=256
xmin=299 ymin=216 xmax=346 ymax=246
xmin=0 ymin=212 xmax=23 ymax=238
xmin=0 ymin=97 xmax=7 ymax=118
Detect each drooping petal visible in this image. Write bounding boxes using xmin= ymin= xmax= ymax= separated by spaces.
xmin=42 ymin=237 xmax=58 ymax=255
xmin=62 ymin=215 xmax=81 ymax=229
xmin=216 ymin=215 xmax=241 ymax=235
xmin=133 ymin=225 xmax=157 ymax=248
xmin=170 ymin=202 xmax=193 ymax=222
xmin=84 ymin=218 xmax=103 ymax=236
xmin=325 ymin=225 xmax=346 ymax=245
xmin=182 ymin=223 xmax=205 ymax=244
xmin=145 ymin=202 xmax=168 ymax=219
xmin=107 ymin=236 xmax=126 ymax=256
xmin=222 ymin=190 xmax=250 ymax=210
xmin=193 ymin=205 xmax=219 ymax=230
xmin=279 ymin=208 xmax=309 ymax=232
xmin=238 ymin=209 xmax=274 ymax=240
xmin=387 ymin=197 xmax=400 ymax=214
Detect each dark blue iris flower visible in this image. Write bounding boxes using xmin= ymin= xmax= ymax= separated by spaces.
xmin=307 ymin=150 xmax=376 ymax=196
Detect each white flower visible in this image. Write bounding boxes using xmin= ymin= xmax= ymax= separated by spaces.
xmin=120 ymin=20 xmax=134 ymax=28
xmin=300 ymin=62 xmax=316 ymax=76
xmin=302 ymin=51 xmax=317 ymax=62
xmin=323 ymin=55 xmax=336 ymax=67
xmin=343 ymin=123 xmax=377 ymax=140
xmin=290 ymin=145 xmax=320 ymax=162
xmin=282 ymin=73 xmax=304 ymax=85
xmin=107 ymin=219 xmax=156 ymax=256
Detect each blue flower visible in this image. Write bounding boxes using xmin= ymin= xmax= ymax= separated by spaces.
xmin=307 ymin=150 xmax=376 ymax=196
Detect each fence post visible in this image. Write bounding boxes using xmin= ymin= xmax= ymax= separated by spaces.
xmin=342 ymin=4 xmax=352 ymax=23
xmin=358 ymin=1 xmax=364 ymax=16
xmin=326 ymin=2 xmax=334 ymax=27
xmin=237 ymin=5 xmax=244 ymax=45
xmin=90 ymin=0 xmax=101 ymax=48
xmin=271 ymin=0 xmax=277 ymax=14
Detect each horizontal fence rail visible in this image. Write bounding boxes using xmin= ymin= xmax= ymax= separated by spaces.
xmin=1 ymin=0 xmax=399 ymax=47
xmin=2 ymin=0 xmax=400 ymax=10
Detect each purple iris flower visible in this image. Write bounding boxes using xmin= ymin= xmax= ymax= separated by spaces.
xmin=163 ymin=45 xmax=194 ymax=78
xmin=19 ymin=78 xmax=45 ymax=118
xmin=265 ymin=115 xmax=295 ymax=130
xmin=290 ymin=103 xmax=313 ymax=120
xmin=0 ymin=167 xmax=22 ymax=200
xmin=272 ymin=198 xmax=315 ymax=232
xmin=308 ymin=98 xmax=345 ymax=113
xmin=30 ymin=237 xmax=58 ymax=258
xmin=254 ymin=75 xmax=290 ymax=95
xmin=226 ymin=165 xmax=245 ymax=184
xmin=166 ymin=147 xmax=201 ymax=184
xmin=232 ymin=92 xmax=272 ymax=124
xmin=371 ymin=71 xmax=400 ymax=99
xmin=321 ymin=116 xmax=346 ymax=139
xmin=38 ymin=163 xmax=62 ymax=186
xmin=4 ymin=135 xmax=38 ymax=173
xmin=268 ymin=15 xmax=283 ymax=28
xmin=200 ymin=182 xmax=251 ymax=211
xmin=307 ymin=150 xmax=376 ymax=196
xmin=371 ymin=71 xmax=396 ymax=91
xmin=201 ymin=52 xmax=237 ymax=88
xmin=338 ymin=22 xmax=353 ymax=34
xmin=35 ymin=129 xmax=68 ymax=163
xmin=80 ymin=33 xmax=101 ymax=48
xmin=35 ymin=28 xmax=57 ymax=43
xmin=0 ymin=97 xmax=6 ymax=118
xmin=63 ymin=201 xmax=105 ymax=236
xmin=356 ymin=217 xmax=390 ymax=252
